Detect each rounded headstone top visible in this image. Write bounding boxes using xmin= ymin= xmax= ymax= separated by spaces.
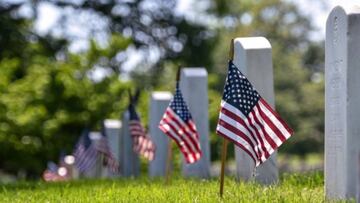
xmin=328 ymin=5 xmax=360 ymax=18
xmin=152 ymin=92 xmax=173 ymax=100
xmin=235 ymin=37 xmax=271 ymax=50
xmin=104 ymin=119 xmax=122 ymax=128
xmin=181 ymin=68 xmax=207 ymax=77
xmin=89 ymin=131 xmax=102 ymax=140
xmin=326 ymin=5 xmax=360 ymax=30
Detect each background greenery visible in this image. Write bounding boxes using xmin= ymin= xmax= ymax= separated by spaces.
xmin=0 ymin=0 xmax=324 ymax=178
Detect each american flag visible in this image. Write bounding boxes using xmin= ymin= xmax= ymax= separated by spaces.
xmin=216 ymin=60 xmax=293 ymax=166
xmin=159 ymin=82 xmax=202 ymax=164
xmin=128 ymin=104 xmax=156 ymax=161
xmin=42 ymin=162 xmax=64 ymax=182
xmin=73 ymin=129 xmax=119 ymax=173
xmin=98 ymin=124 xmax=120 ymax=172
xmin=73 ymin=129 xmax=98 ymax=172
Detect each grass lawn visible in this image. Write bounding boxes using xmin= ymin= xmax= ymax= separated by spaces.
xmin=0 ymin=171 xmax=348 ymax=202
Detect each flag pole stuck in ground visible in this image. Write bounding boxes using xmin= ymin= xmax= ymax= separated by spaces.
xmin=128 ymin=89 xmax=156 ymax=161
xmin=219 ymin=38 xmax=233 ymax=198
xmin=217 ymin=38 xmax=293 ymax=197
xmin=165 ymin=138 xmax=172 ymax=184
xmin=160 ymin=64 xmax=203 ymax=183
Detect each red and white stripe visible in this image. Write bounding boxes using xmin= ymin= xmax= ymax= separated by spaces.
xmin=216 ymin=98 xmax=293 ymax=166
xmin=159 ymin=107 xmax=202 ymax=164
xmin=129 ymin=120 xmax=156 ymax=161
xmin=42 ymin=170 xmax=66 ymax=182
xmin=74 ymin=143 xmax=97 ymax=172
xmin=95 ymin=137 xmax=119 ymax=172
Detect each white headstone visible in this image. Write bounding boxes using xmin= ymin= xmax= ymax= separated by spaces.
xmin=119 ymin=111 xmax=140 ymax=177
xmin=325 ymin=5 xmax=360 ymax=199
xmin=63 ymin=155 xmax=78 ymax=179
xmin=233 ymin=37 xmax=278 ymax=184
xmin=84 ymin=131 xmax=105 ymax=178
xmin=149 ymin=92 xmax=173 ymax=177
xmin=179 ymin=68 xmax=211 ymax=178
xmin=103 ymin=119 xmax=122 ymax=177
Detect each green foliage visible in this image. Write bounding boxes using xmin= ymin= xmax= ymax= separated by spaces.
xmin=50 ymin=0 xmax=217 ymax=77
xmin=0 ymin=0 xmax=327 ymax=177
xmin=0 ymin=172 xmax=333 ymax=202
xmin=0 ymin=39 xmax=131 ymax=177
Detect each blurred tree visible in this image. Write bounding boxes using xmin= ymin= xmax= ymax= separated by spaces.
xmin=0 ymin=2 xmax=132 ymax=177
xmin=0 ymin=39 xmax=131 ymax=177
xmin=48 ymin=0 xmax=217 ymax=87
xmin=0 ymin=0 xmax=326 ymax=177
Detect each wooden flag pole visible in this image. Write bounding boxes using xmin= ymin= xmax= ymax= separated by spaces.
xmin=165 ymin=140 xmax=172 ymax=184
xmin=175 ymin=64 xmax=181 ymax=82
xmin=219 ymin=39 xmax=234 ymax=198
xmin=229 ymin=38 xmax=234 ymax=61
xmin=165 ymin=65 xmax=182 ymax=184
xmin=219 ymin=139 xmax=228 ymax=197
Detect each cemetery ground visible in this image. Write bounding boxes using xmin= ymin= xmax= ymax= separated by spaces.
xmin=0 ymin=154 xmax=338 ymax=202
xmin=0 ymin=171 xmax=328 ymax=202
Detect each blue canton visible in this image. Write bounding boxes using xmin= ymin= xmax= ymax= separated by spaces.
xmin=169 ymin=83 xmax=193 ymax=122
xmin=222 ymin=61 xmax=261 ymax=116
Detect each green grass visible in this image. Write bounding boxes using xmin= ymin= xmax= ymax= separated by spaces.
xmin=0 ymin=171 xmax=348 ymax=202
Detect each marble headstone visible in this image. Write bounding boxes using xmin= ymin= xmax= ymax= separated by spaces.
xmin=84 ymin=132 xmax=104 ymax=178
xmin=179 ymin=68 xmax=211 ymax=179
xmin=149 ymin=92 xmax=173 ymax=177
xmin=119 ymin=111 xmax=140 ymax=177
xmin=103 ymin=119 xmax=122 ymax=177
xmin=233 ymin=37 xmax=278 ymax=184
xmin=325 ymin=5 xmax=360 ymax=199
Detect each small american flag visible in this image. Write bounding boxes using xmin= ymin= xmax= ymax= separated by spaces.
xmin=73 ymin=129 xmax=98 ymax=172
xmin=73 ymin=129 xmax=119 ymax=173
xmin=98 ymin=125 xmax=120 ymax=172
xmin=42 ymin=162 xmax=64 ymax=182
xmin=216 ymin=60 xmax=293 ymax=166
xmin=129 ymin=104 xmax=156 ymax=161
xmin=159 ymin=82 xmax=202 ymax=164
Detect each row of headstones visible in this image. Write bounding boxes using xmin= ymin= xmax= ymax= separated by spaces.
xmin=85 ymin=36 xmax=279 ymax=183
xmin=80 ymin=5 xmax=360 ymax=200
xmin=104 ymin=68 xmax=212 ymax=179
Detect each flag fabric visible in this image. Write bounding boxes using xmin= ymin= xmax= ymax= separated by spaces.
xmin=98 ymin=125 xmax=120 ymax=173
xmin=73 ymin=128 xmax=119 ymax=173
xmin=159 ymin=82 xmax=202 ymax=164
xmin=73 ymin=129 xmax=98 ymax=172
xmin=128 ymin=104 xmax=156 ymax=161
xmin=216 ymin=60 xmax=293 ymax=166
xmin=42 ymin=162 xmax=65 ymax=182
